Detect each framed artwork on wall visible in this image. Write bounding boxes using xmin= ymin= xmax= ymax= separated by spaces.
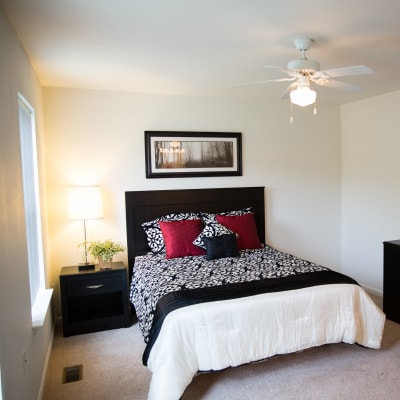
xmin=145 ymin=131 xmax=242 ymax=178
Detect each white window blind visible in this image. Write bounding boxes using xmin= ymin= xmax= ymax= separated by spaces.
xmin=18 ymin=93 xmax=51 ymax=326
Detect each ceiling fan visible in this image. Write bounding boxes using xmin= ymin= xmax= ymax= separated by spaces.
xmin=229 ymin=37 xmax=373 ymax=111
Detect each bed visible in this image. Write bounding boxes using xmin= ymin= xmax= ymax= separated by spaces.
xmin=125 ymin=187 xmax=385 ymax=400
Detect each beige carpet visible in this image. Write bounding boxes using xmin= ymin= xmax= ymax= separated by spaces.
xmin=43 ymin=304 xmax=400 ymax=400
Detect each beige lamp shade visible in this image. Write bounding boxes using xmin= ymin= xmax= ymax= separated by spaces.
xmin=68 ymin=186 xmax=103 ymax=220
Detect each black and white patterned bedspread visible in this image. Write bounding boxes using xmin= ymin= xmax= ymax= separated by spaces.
xmin=130 ymin=245 xmax=329 ymax=343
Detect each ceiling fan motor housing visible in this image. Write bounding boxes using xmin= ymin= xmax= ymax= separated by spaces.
xmin=287 ymin=59 xmax=320 ymax=73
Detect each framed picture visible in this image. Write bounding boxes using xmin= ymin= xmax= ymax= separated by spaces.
xmin=145 ymin=131 xmax=242 ymax=178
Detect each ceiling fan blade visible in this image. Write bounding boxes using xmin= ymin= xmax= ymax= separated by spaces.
xmin=313 ymin=65 xmax=373 ymax=79
xmin=265 ymin=65 xmax=302 ymax=78
xmin=279 ymin=82 xmax=297 ymax=99
xmin=312 ymin=78 xmax=361 ymax=92
xmin=228 ymin=77 xmax=295 ymax=88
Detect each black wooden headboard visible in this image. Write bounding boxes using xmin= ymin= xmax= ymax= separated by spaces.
xmin=125 ymin=187 xmax=265 ymax=275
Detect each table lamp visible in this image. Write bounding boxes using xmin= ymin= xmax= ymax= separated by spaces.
xmin=68 ymin=186 xmax=103 ymax=270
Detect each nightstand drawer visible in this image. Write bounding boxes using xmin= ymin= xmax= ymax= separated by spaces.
xmin=66 ymin=276 xmax=122 ymax=297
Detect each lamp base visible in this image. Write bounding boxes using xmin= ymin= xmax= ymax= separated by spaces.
xmin=78 ymin=263 xmax=95 ymax=271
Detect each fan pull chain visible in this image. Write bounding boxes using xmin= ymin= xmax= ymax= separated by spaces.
xmin=290 ymin=101 xmax=294 ymax=123
xmin=313 ymin=93 xmax=317 ymax=115
xmin=289 ymin=98 xmax=317 ymax=123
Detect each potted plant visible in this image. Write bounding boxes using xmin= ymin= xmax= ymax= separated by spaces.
xmin=85 ymin=239 xmax=126 ymax=270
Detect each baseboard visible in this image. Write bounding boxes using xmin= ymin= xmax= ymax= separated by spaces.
xmin=37 ymin=317 xmax=56 ymax=400
xmin=361 ymin=282 xmax=383 ymax=298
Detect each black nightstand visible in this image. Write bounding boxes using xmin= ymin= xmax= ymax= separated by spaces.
xmin=60 ymin=262 xmax=130 ymax=336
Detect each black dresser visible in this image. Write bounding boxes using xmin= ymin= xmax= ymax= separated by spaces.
xmin=383 ymin=240 xmax=400 ymax=323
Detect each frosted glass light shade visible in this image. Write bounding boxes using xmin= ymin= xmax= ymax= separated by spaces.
xmin=290 ymin=86 xmax=316 ymax=107
xmin=68 ymin=186 xmax=103 ymax=220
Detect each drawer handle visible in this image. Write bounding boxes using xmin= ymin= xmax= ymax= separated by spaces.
xmin=86 ymin=284 xmax=104 ymax=289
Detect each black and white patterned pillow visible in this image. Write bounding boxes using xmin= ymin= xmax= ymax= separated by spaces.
xmin=193 ymin=220 xmax=234 ymax=249
xmin=219 ymin=207 xmax=254 ymax=216
xmin=193 ymin=208 xmax=254 ymax=249
xmin=142 ymin=212 xmax=199 ymax=253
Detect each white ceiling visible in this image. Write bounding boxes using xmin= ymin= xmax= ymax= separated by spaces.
xmin=2 ymin=0 xmax=400 ymax=104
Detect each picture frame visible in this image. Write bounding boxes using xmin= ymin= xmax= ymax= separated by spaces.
xmin=145 ymin=131 xmax=242 ymax=178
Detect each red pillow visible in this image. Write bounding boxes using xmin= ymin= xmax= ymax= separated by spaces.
xmin=216 ymin=213 xmax=261 ymax=250
xmin=159 ymin=219 xmax=206 ymax=259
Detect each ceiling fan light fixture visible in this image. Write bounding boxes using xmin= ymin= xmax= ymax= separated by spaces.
xmin=290 ymin=86 xmax=316 ymax=107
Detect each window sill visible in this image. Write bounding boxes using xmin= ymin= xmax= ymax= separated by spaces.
xmin=32 ymin=288 xmax=53 ymax=328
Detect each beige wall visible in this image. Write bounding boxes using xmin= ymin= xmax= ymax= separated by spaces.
xmin=43 ymin=87 xmax=342 ymax=316
xmin=341 ymin=90 xmax=400 ymax=293
xmin=0 ymin=8 xmax=53 ymax=400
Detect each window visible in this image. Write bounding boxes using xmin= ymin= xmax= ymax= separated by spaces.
xmin=18 ymin=93 xmax=52 ymax=327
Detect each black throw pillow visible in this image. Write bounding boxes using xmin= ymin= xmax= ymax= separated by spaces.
xmin=203 ymin=234 xmax=239 ymax=260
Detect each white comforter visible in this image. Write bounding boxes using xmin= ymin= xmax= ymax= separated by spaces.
xmin=146 ymin=284 xmax=385 ymax=400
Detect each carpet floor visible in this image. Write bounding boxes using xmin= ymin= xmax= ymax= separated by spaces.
xmin=42 ymin=300 xmax=400 ymax=400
